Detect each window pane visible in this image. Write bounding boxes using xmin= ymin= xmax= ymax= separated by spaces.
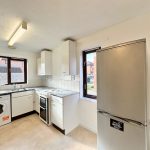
xmin=86 ymin=52 xmax=97 ymax=96
xmin=11 ymin=60 xmax=25 ymax=83
xmin=0 ymin=57 xmax=8 ymax=85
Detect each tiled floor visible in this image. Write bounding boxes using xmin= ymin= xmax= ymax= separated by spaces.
xmin=0 ymin=114 xmax=97 ymax=150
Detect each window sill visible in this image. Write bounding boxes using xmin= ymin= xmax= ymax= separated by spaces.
xmin=80 ymin=96 xmax=97 ymax=103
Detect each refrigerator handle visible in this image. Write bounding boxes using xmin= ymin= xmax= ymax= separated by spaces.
xmin=98 ymin=110 xmax=146 ymax=127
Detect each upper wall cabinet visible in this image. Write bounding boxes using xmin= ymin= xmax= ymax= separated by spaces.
xmin=62 ymin=40 xmax=77 ymax=75
xmin=37 ymin=50 xmax=52 ymax=76
xmin=53 ymin=40 xmax=77 ymax=76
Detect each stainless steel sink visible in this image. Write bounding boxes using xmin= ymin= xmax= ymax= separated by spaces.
xmin=11 ymin=88 xmax=28 ymax=92
xmin=0 ymin=90 xmax=11 ymax=94
xmin=0 ymin=88 xmax=31 ymax=95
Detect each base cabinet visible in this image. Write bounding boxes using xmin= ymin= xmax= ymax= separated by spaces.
xmin=51 ymin=94 xmax=79 ymax=134
xmin=51 ymin=97 xmax=64 ymax=129
xmin=34 ymin=91 xmax=40 ymax=113
xmin=11 ymin=89 xmax=79 ymax=135
xmin=12 ymin=91 xmax=34 ymax=117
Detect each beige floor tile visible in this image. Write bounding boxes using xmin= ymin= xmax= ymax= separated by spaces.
xmin=0 ymin=114 xmax=97 ymax=150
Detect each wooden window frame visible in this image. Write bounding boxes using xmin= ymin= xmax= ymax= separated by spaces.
xmin=83 ymin=49 xmax=97 ymax=99
xmin=0 ymin=56 xmax=27 ymax=85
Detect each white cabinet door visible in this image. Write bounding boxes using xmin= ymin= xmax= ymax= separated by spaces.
xmin=52 ymin=40 xmax=76 ymax=76
xmin=35 ymin=92 xmax=40 ymax=113
xmin=51 ymin=100 xmax=64 ymax=129
xmin=52 ymin=47 xmax=61 ymax=76
xmin=61 ymin=41 xmax=69 ymax=75
xmin=12 ymin=95 xmax=33 ymax=117
xmin=38 ymin=50 xmax=52 ymax=75
xmin=60 ymin=40 xmax=76 ymax=75
xmin=37 ymin=58 xmax=42 ymax=75
xmin=69 ymin=40 xmax=77 ymax=75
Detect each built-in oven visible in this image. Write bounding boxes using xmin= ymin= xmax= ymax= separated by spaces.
xmin=39 ymin=96 xmax=49 ymax=124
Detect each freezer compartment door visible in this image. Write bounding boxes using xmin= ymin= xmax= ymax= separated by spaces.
xmin=97 ymin=40 xmax=146 ymax=123
xmin=97 ymin=112 xmax=146 ymax=150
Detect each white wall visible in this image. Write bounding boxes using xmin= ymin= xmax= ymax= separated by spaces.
xmin=0 ymin=48 xmax=42 ymax=89
xmin=77 ymin=11 xmax=150 ymax=143
xmin=79 ymin=99 xmax=97 ymax=133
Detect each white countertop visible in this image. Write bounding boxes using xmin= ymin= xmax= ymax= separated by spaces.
xmin=0 ymin=86 xmax=79 ymax=98
xmin=34 ymin=87 xmax=79 ymax=97
xmin=50 ymin=89 xmax=79 ymax=98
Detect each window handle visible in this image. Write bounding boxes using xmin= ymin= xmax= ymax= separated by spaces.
xmin=83 ymin=61 xmax=86 ymax=66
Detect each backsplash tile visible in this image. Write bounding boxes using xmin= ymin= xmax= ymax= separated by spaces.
xmin=43 ymin=75 xmax=80 ymax=92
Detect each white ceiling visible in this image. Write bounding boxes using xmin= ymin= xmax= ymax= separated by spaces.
xmin=0 ymin=0 xmax=150 ymax=52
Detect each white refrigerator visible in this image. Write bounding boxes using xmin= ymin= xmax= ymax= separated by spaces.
xmin=97 ymin=39 xmax=148 ymax=150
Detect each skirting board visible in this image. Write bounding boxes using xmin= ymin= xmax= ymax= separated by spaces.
xmin=79 ymin=124 xmax=97 ymax=134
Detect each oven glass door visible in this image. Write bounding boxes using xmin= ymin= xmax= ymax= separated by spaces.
xmin=40 ymin=96 xmax=47 ymax=108
xmin=40 ymin=107 xmax=47 ymax=122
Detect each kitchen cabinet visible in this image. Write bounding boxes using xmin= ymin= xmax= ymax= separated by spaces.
xmin=53 ymin=40 xmax=77 ymax=76
xmin=51 ymin=96 xmax=64 ymax=129
xmin=37 ymin=50 xmax=52 ymax=75
xmin=37 ymin=58 xmax=42 ymax=75
xmin=51 ymin=94 xmax=79 ymax=134
xmin=12 ymin=91 xmax=34 ymax=117
xmin=61 ymin=40 xmax=77 ymax=75
xmin=34 ymin=91 xmax=40 ymax=113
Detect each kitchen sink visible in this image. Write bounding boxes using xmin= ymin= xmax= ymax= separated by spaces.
xmin=11 ymin=88 xmax=28 ymax=92
xmin=0 ymin=88 xmax=32 ymax=95
xmin=0 ymin=90 xmax=12 ymax=94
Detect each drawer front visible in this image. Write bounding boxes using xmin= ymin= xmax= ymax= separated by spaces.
xmin=12 ymin=91 xmax=33 ymax=98
xmin=51 ymin=95 xmax=63 ymax=104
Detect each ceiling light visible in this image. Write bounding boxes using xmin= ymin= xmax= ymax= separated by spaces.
xmin=8 ymin=21 xmax=27 ymax=46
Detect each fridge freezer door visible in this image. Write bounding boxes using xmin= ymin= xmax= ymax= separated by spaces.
xmin=97 ymin=40 xmax=146 ymax=124
xmin=97 ymin=112 xmax=146 ymax=150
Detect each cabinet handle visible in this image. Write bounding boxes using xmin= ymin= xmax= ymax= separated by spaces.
xmin=40 ymin=106 xmax=46 ymax=110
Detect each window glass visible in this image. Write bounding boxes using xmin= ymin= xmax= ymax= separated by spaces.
xmin=86 ymin=52 xmax=97 ymax=96
xmin=0 ymin=57 xmax=8 ymax=85
xmin=83 ymin=50 xmax=97 ymax=99
xmin=11 ymin=60 xmax=25 ymax=83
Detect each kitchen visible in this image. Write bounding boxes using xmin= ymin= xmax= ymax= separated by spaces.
xmin=0 ymin=0 xmax=150 ymax=150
